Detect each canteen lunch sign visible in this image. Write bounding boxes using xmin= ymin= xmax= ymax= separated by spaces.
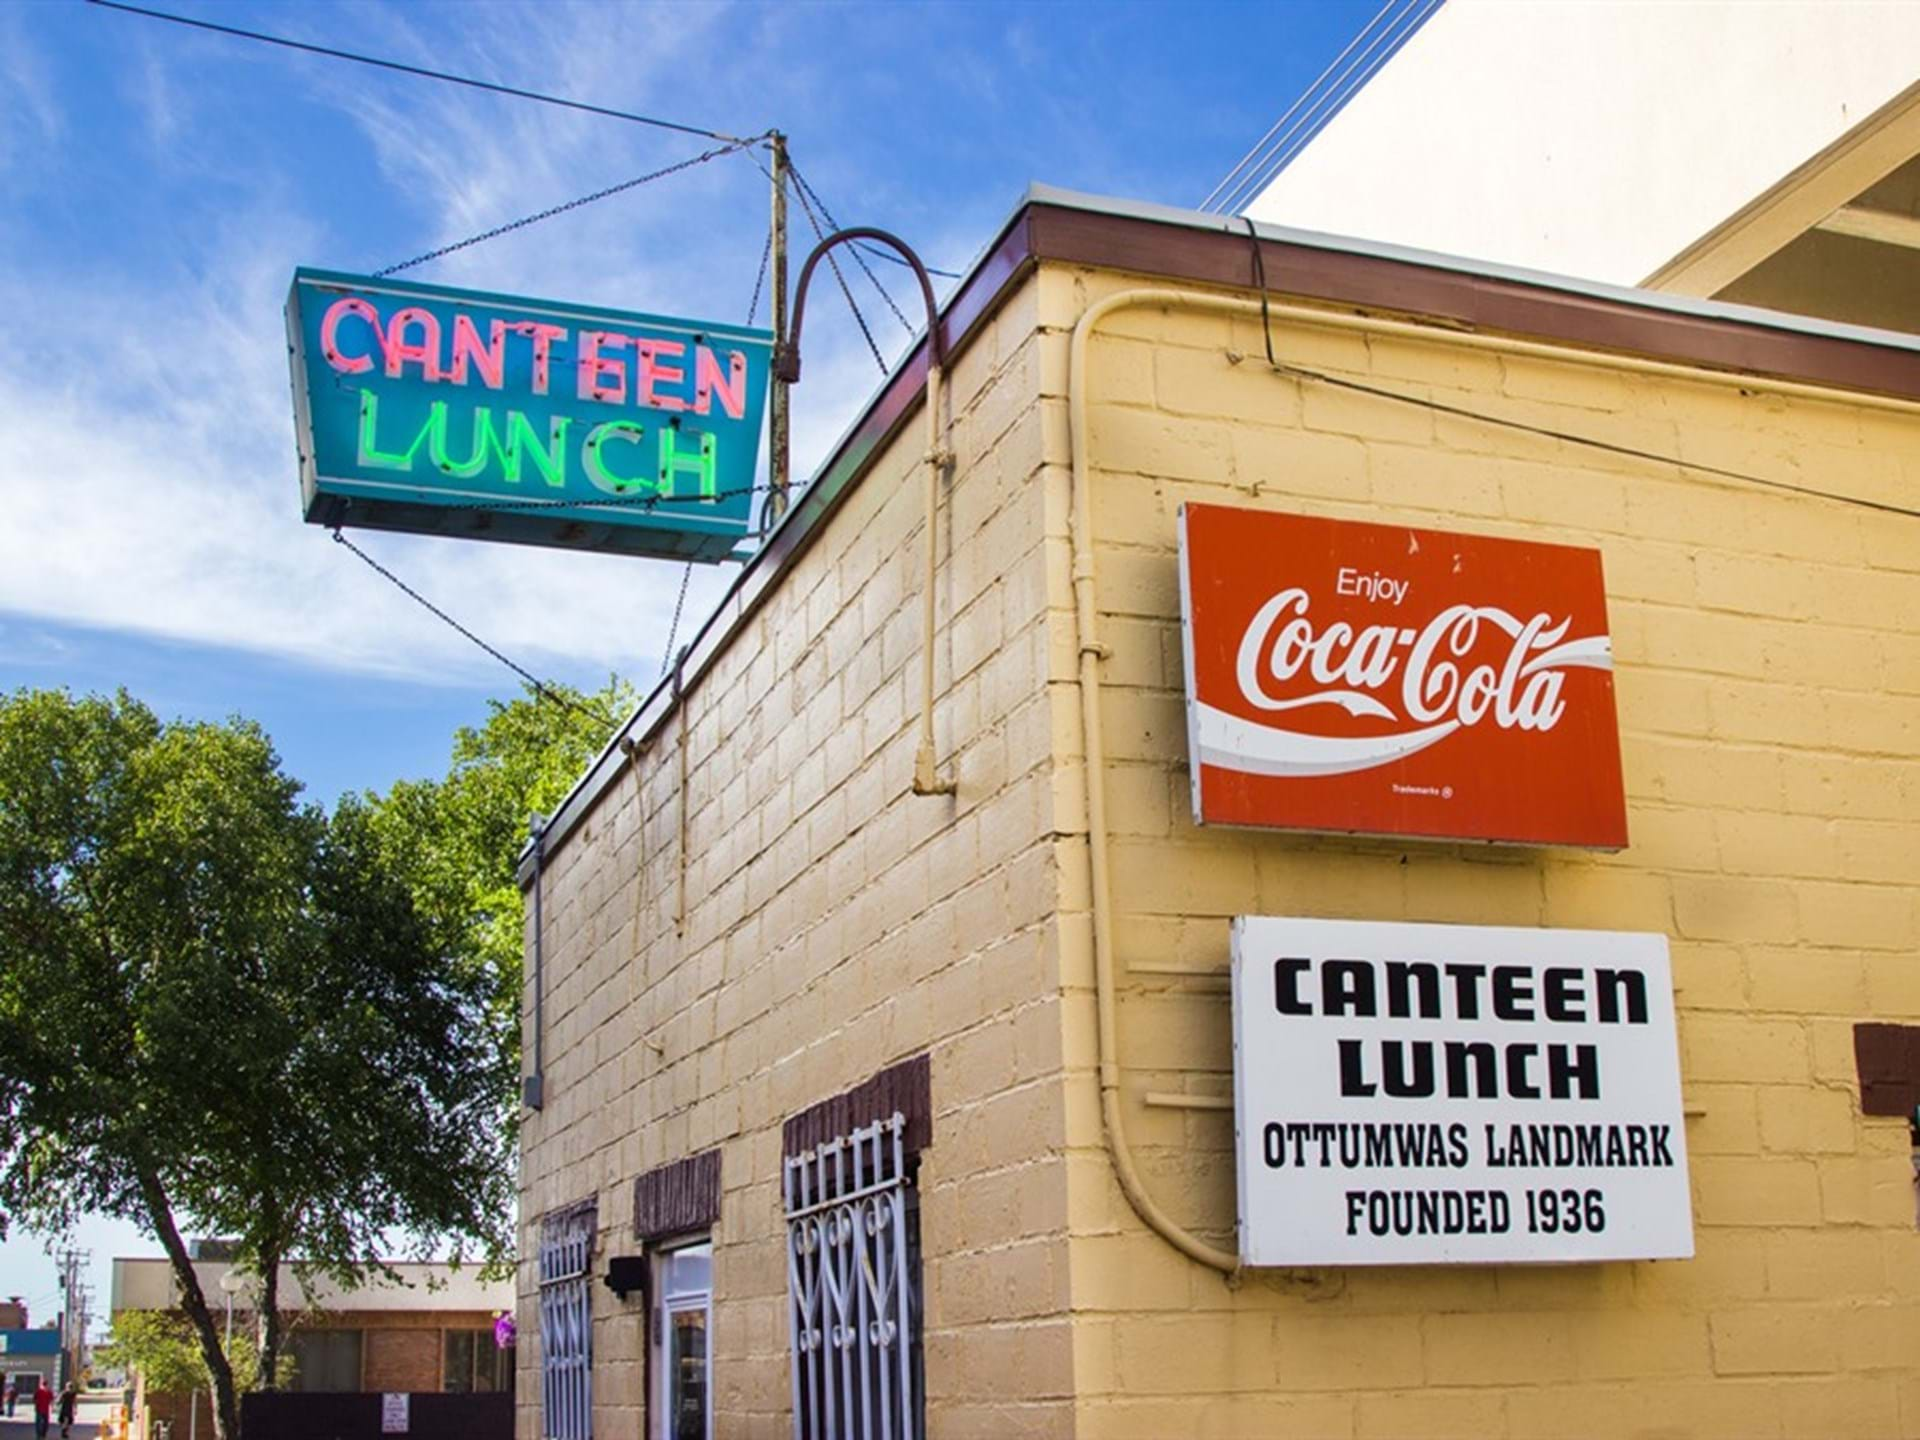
xmin=1232 ymin=917 xmax=1693 ymax=1266
xmin=1177 ymin=504 xmax=1628 ymax=847
xmin=287 ymin=269 xmax=771 ymax=562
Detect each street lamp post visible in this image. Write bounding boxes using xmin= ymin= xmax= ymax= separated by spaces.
xmin=217 ymin=1269 xmax=247 ymax=1352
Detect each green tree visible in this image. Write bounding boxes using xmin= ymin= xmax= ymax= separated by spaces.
xmin=0 ymin=690 xmax=516 ymax=1439
xmin=98 ymin=1310 xmax=287 ymax=1398
xmin=365 ymin=678 xmax=631 ymax=1058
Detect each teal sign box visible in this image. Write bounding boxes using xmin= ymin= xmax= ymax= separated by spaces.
xmin=286 ymin=268 xmax=771 ymax=562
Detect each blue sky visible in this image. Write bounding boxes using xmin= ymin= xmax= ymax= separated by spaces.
xmin=0 ymin=0 xmax=1377 ymax=1325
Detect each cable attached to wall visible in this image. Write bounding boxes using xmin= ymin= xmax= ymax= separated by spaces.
xmin=1236 ymin=226 xmax=1920 ymax=522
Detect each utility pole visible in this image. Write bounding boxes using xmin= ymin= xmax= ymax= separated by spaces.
xmin=55 ymin=1248 xmax=87 ymax=1387
xmin=768 ymin=130 xmax=791 ymax=527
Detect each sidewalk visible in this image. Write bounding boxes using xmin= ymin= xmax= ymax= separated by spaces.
xmin=0 ymin=1393 xmax=116 ymax=1440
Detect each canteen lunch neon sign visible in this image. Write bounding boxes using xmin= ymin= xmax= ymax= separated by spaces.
xmin=286 ymin=269 xmax=772 ymax=561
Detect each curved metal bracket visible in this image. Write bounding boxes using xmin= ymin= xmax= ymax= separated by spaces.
xmin=773 ymin=227 xmax=944 ymax=384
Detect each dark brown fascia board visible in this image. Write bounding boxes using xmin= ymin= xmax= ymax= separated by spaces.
xmin=520 ymin=187 xmax=1920 ymax=883
xmin=1019 ymin=184 xmax=1920 ymax=400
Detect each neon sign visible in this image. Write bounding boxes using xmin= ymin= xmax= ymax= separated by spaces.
xmin=286 ymin=269 xmax=771 ymax=562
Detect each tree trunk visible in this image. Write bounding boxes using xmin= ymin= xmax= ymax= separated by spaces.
xmin=256 ymin=1245 xmax=283 ymax=1393
xmin=137 ymin=1169 xmax=241 ymax=1440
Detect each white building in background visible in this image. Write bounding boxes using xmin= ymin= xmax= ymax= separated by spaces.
xmin=1242 ymin=0 xmax=1920 ymax=332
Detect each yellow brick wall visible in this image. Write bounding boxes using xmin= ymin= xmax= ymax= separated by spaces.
xmin=1039 ymin=262 xmax=1920 ymax=1439
xmin=514 ymin=275 xmax=1077 ymax=1439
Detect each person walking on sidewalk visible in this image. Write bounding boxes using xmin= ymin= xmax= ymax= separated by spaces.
xmin=31 ymin=1377 xmax=52 ymax=1438
xmin=55 ymin=1381 xmax=76 ymax=1438
xmin=3 ymin=1378 xmax=15 ymax=1416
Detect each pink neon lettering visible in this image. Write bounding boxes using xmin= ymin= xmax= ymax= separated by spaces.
xmin=383 ymin=308 xmax=443 ymax=381
xmin=511 ymin=322 xmax=568 ymax=397
xmin=576 ymin=331 xmax=629 ymax=404
xmin=694 ymin=347 xmax=748 ymax=420
xmin=319 ymin=297 xmax=378 ymax=375
xmin=634 ymin=339 xmax=687 ymax=412
xmin=448 ymin=314 xmax=507 ymax=389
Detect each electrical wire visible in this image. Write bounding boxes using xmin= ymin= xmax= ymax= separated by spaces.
xmin=329 ymin=529 xmax=622 ymax=730
xmin=1257 ymin=358 xmax=1920 ymax=522
xmin=1230 ymin=223 xmax=1920 ymax=520
xmin=788 ymin=162 xmax=914 ymax=334
xmin=376 ymin=138 xmax=760 ymax=277
xmin=1200 ymin=0 xmax=1441 ymax=214
xmin=1223 ymin=0 xmax=1442 ymax=214
xmin=85 ymin=0 xmax=753 ymax=144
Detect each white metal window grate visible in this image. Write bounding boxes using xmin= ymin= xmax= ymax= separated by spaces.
xmin=783 ymin=1111 xmax=923 ymax=1440
xmin=540 ymin=1205 xmax=595 ymax=1440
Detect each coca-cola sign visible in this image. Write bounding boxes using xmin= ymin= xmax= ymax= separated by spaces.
xmin=1178 ymin=505 xmax=1627 ymax=847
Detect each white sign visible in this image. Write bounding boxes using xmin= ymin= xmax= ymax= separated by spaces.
xmin=1232 ymin=917 xmax=1693 ymax=1266
xmin=381 ymin=1392 xmax=410 ymax=1433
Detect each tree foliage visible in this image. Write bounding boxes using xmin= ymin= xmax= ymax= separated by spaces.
xmin=98 ymin=1310 xmax=287 ymax=1397
xmin=364 ymin=677 xmax=632 ymax=1058
xmin=0 ymin=689 xmax=524 ymax=1438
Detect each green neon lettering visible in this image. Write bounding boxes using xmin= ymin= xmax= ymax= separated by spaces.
xmin=427 ymin=402 xmax=497 ymax=479
xmin=356 ymin=389 xmax=428 ymax=471
xmin=657 ymin=427 xmax=717 ymax=499
xmin=584 ymin=420 xmax=650 ymax=495
xmin=498 ymin=412 xmax=571 ymax=488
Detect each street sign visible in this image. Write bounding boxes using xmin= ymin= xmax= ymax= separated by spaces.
xmin=1231 ymin=916 xmax=1693 ymax=1267
xmin=286 ymin=268 xmax=772 ymax=562
xmin=1178 ymin=504 xmax=1628 ymax=847
xmin=382 ymin=1391 xmax=410 ymax=1433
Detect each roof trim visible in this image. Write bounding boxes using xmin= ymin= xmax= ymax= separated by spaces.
xmin=520 ymin=185 xmax=1920 ymax=882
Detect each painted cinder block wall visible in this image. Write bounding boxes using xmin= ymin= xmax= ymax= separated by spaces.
xmin=518 ymin=228 xmax=1920 ymax=1438
xmin=1039 ymin=261 xmax=1920 ymax=1439
xmin=514 ymin=275 xmax=1076 ymax=1439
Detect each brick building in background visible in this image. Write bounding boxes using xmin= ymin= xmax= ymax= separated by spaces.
xmin=516 ymin=186 xmax=1920 ymax=1438
xmin=112 ymin=1254 xmax=512 ymax=1438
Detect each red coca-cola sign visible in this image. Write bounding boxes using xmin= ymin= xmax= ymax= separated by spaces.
xmin=1177 ymin=504 xmax=1627 ymax=847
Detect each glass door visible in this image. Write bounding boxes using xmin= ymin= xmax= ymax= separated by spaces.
xmin=654 ymin=1240 xmax=712 ymax=1440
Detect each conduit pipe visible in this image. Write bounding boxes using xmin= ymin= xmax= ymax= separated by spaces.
xmin=1066 ymin=280 xmax=1920 ymax=1277
xmin=778 ymin=228 xmax=956 ymax=796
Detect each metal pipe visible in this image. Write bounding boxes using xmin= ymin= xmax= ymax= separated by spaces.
xmin=768 ymin=132 xmax=791 ymax=527
xmin=524 ymin=816 xmax=546 ymax=1111
xmin=674 ymin=656 xmax=690 ymax=937
xmin=777 ymin=227 xmax=955 ymax=796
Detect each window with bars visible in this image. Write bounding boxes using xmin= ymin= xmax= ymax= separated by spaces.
xmin=783 ymin=1112 xmax=924 ymax=1440
xmin=539 ymin=1202 xmax=596 ymax=1440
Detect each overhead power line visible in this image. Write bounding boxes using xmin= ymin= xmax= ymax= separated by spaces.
xmin=86 ymin=0 xmax=754 ymax=144
xmin=1201 ymin=0 xmax=1442 ymax=215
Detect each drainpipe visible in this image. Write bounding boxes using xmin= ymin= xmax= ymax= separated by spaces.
xmin=523 ymin=813 xmax=547 ymax=1112
xmin=775 ymin=227 xmax=956 ymax=796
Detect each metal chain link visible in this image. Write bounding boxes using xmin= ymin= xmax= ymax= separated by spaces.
xmin=659 ymin=561 xmax=694 ymax=678
xmin=787 ymin=174 xmax=887 ymax=374
xmin=746 ymin=224 xmax=773 ymax=329
xmin=789 ymin=162 xmax=914 ymax=333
